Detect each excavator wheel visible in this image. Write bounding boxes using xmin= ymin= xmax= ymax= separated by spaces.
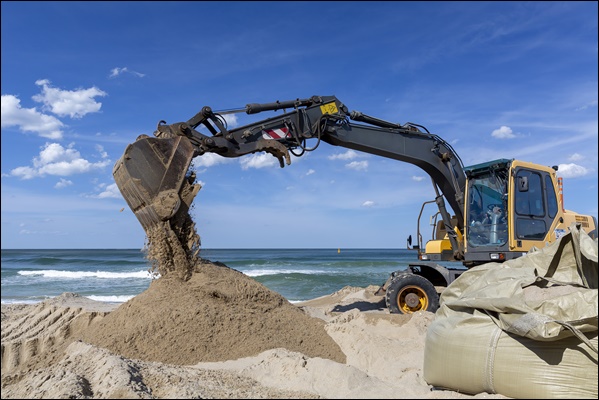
xmin=385 ymin=273 xmax=439 ymax=314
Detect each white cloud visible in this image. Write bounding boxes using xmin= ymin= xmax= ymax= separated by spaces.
xmin=95 ymin=183 xmax=122 ymax=199
xmin=362 ymin=200 xmax=375 ymax=207
xmin=32 ymin=79 xmax=107 ymax=119
xmin=109 ymin=67 xmax=146 ymax=78
xmin=568 ymin=153 xmax=584 ymax=162
xmin=491 ymin=125 xmax=516 ymax=139
xmin=575 ymin=99 xmax=598 ymax=111
xmin=8 ymin=142 xmax=111 ymax=180
xmin=557 ymin=163 xmax=591 ymax=178
xmin=194 ymin=152 xmax=235 ymax=168
xmin=412 ymin=175 xmax=426 ymax=182
xmin=240 ymin=153 xmax=278 ymax=170
xmin=306 ymin=169 xmax=315 ymax=176
xmin=222 ymin=114 xmax=239 ymax=128
xmin=329 ymin=150 xmax=360 ymax=160
xmin=54 ymin=178 xmax=73 ymax=189
xmin=95 ymin=144 xmax=109 ymax=159
xmin=6 ymin=166 xmax=37 ymax=180
xmin=1 ymin=94 xmax=65 ymax=139
xmin=19 ymin=228 xmax=64 ymax=236
xmin=345 ymin=160 xmax=368 ymax=171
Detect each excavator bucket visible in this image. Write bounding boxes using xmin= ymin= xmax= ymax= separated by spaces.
xmin=112 ymin=134 xmax=201 ymax=235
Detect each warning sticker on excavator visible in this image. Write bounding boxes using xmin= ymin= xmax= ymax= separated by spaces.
xmin=262 ymin=127 xmax=290 ymax=140
xmin=320 ymin=102 xmax=338 ymax=115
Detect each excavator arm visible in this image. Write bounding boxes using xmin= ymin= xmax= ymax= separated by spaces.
xmin=113 ymin=95 xmax=467 ymax=259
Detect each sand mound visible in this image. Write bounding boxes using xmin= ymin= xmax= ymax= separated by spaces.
xmin=79 ymin=260 xmax=346 ymax=365
xmin=78 ymin=203 xmax=345 ymax=366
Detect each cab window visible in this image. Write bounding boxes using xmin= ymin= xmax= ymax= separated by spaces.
xmin=545 ymin=175 xmax=558 ymax=218
xmin=515 ymin=170 xmax=547 ymax=240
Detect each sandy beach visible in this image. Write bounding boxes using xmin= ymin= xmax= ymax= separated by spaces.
xmin=1 ymin=259 xmax=509 ymax=399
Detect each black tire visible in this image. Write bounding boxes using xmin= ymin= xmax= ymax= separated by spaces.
xmin=385 ymin=273 xmax=439 ymax=314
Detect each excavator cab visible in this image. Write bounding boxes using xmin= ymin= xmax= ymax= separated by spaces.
xmin=460 ymin=158 xmax=598 ymax=265
xmin=414 ymin=158 xmax=589 ymax=267
xmin=387 ymin=157 xmax=597 ymax=314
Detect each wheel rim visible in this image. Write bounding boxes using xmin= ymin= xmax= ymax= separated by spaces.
xmin=397 ymin=285 xmax=429 ymax=313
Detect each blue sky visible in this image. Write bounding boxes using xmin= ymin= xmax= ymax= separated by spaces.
xmin=1 ymin=1 xmax=597 ymax=249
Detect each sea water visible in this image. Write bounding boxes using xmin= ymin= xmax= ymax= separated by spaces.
xmin=1 ymin=248 xmax=423 ymax=304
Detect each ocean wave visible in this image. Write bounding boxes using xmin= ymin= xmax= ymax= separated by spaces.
xmin=18 ymin=270 xmax=154 ymax=279
xmin=1 ymin=295 xmax=135 ymax=304
xmin=243 ymin=269 xmax=327 ymax=277
xmin=86 ymin=295 xmax=135 ymax=303
xmin=1 ymin=298 xmax=45 ymax=305
xmin=7 ymin=256 xmax=146 ymax=267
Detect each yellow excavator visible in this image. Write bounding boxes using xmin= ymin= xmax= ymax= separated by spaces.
xmin=113 ymin=95 xmax=597 ymax=313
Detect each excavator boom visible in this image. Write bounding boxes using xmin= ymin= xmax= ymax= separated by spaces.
xmin=113 ymin=95 xmax=467 ymax=260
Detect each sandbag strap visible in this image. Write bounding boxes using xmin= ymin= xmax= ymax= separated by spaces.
xmin=553 ymin=320 xmax=598 ymax=354
xmin=533 ymin=275 xmax=587 ymax=288
xmin=569 ymin=223 xmax=588 ymax=287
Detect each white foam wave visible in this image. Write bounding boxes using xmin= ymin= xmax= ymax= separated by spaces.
xmin=1 ymin=299 xmax=43 ymax=304
xmin=243 ymin=269 xmax=326 ymax=277
xmin=86 ymin=295 xmax=135 ymax=303
xmin=18 ymin=270 xmax=154 ymax=279
xmin=1 ymin=295 xmax=135 ymax=305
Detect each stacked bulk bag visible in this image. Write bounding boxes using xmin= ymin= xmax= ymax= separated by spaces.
xmin=423 ymin=223 xmax=598 ymax=399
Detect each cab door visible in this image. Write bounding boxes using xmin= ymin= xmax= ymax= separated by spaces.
xmin=511 ymin=166 xmax=559 ymax=250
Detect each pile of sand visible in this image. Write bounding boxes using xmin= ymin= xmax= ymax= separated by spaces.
xmin=82 ymin=189 xmax=339 ymax=366
xmin=79 ymin=260 xmax=346 ymax=365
